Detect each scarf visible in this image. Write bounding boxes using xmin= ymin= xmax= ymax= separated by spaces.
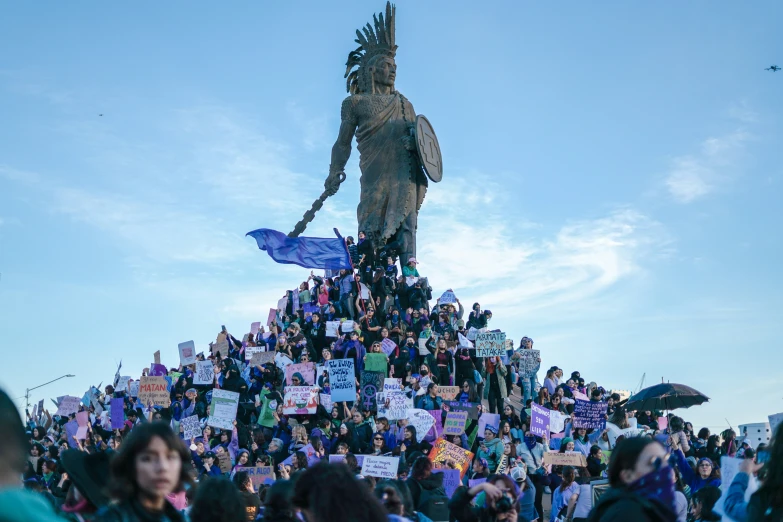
xmin=524 ymin=435 xmax=537 ymax=451
xmin=627 ymin=466 xmax=676 ymax=514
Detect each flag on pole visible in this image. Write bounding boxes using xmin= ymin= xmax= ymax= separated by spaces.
xmin=246 ymin=228 xmax=352 ymax=270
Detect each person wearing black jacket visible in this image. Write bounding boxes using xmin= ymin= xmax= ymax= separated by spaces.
xmin=304 ymin=313 xmax=327 ymax=356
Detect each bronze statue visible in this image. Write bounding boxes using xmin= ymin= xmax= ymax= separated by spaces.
xmin=288 ymin=2 xmax=441 ymax=265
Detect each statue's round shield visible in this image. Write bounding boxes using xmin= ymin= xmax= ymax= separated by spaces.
xmin=415 ymin=115 xmax=443 ymax=183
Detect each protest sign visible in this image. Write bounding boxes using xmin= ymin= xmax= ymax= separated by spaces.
xmin=364 ymin=353 xmax=388 ymax=375
xmin=194 ymin=361 xmax=214 ymax=385
xmin=303 ymin=302 xmax=318 ymax=315
xmin=383 ymin=378 xmax=402 ymax=392
xmin=55 ymin=396 xmax=81 ymax=416
xmin=468 ymin=478 xmax=487 ymax=488
xmin=250 ymin=351 xmax=275 ymax=367
xmin=275 ymin=352 xmax=294 ymax=371
xmin=65 ymin=420 xmax=79 ymax=448
xmin=267 ymin=308 xmax=277 ymax=326
xmin=329 ymin=454 xmax=365 ymax=467
xmin=550 ymin=410 xmax=567 ymax=434
xmin=377 ymin=390 xmax=412 ymax=420
xmin=425 ymin=409 xmax=444 ymax=442
xmin=380 ymin=338 xmax=397 ymax=356
xmin=250 ymin=322 xmax=261 ymax=335
xmin=417 ymin=338 xmax=431 ymax=356
xmin=439 ymin=289 xmax=457 ymax=304
xmin=657 ymin=416 xmax=668 ymax=431
xmin=444 ymin=411 xmax=469 ymax=436
xmin=282 ymin=444 xmax=321 ymax=467
xmin=475 ymin=332 xmax=506 ymax=357
xmin=433 ymin=468 xmax=461 ymax=498
xmin=518 ymin=350 xmax=540 ymax=377
xmin=178 ymin=341 xmax=196 ymax=366
xmin=405 ymin=276 xmax=418 ymax=286
xmin=457 ymin=333 xmax=473 ymax=348
xmin=325 ymin=321 xmax=340 ymax=337
xmin=319 ymin=393 xmax=332 ymax=411
xmin=286 ymin=362 xmax=316 ymax=385
xmin=245 ymin=346 xmax=262 ymax=362
xmin=153 ymin=350 xmax=161 ymax=365
xmin=139 ymin=376 xmax=171 ymax=407
xmin=116 ymin=376 xmax=131 ymax=393
xmin=543 ymin=452 xmax=588 ymax=467
xmin=256 ymin=394 xmax=277 ymax=429
xmin=128 ymin=381 xmax=139 ymax=398
xmin=444 ymin=401 xmax=481 ymax=420
xmin=606 ymin=425 xmax=643 ymax=446
xmin=530 ymin=403 xmax=550 ymax=438
xmin=361 ymin=456 xmax=400 ymax=479
xmin=208 ymin=389 xmax=240 ymax=430
xmin=573 ymin=400 xmax=608 ymax=430
xmin=150 ymin=363 xmax=167 ymax=377
xmin=360 ymin=371 xmax=385 ymax=411
xmin=291 ymin=290 xmax=299 ymax=314
xmin=478 ymin=413 xmax=500 ymax=436
xmin=341 ymin=320 xmax=355 ymax=333
xmin=217 ymin=452 xmax=232 ymax=473
xmin=235 ymin=466 xmax=275 ymax=487
xmin=409 ymin=408 xmax=435 ymax=442
xmin=110 ymin=398 xmax=124 ymax=430
xmin=467 ymin=327 xmax=479 ymax=341
xmin=437 ymin=386 xmax=460 ymax=401
xmin=429 ymin=438 xmax=474 ymax=478
xmin=181 ymin=415 xmax=201 ymax=440
xmin=282 ymin=386 xmax=319 ymax=414
xmin=212 ymin=339 xmax=230 ymax=358
xmin=326 ymin=359 xmax=356 ymax=402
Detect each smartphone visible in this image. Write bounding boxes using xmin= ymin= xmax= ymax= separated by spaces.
xmin=757 ymin=450 xmax=770 ymax=465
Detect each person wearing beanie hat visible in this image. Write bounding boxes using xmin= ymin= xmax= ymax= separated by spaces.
xmin=477 ymin=425 xmax=504 ymax=473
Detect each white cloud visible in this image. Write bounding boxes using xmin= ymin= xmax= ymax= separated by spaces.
xmin=664 ymin=130 xmax=750 ymax=204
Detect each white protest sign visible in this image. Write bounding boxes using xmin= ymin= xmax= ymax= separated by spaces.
xmin=439 ymin=289 xmax=457 ymax=304
xmin=518 ymin=350 xmax=540 ymax=377
xmin=116 ymin=376 xmax=131 ymax=393
xmin=178 ymin=340 xmax=197 ymax=366
xmin=467 ymin=327 xmax=479 ymax=341
xmin=341 ymin=320 xmax=355 ymax=333
xmin=715 ymin=455 xmax=759 ymax=521
xmin=245 ymin=346 xmax=262 ymax=362
xmin=409 ymin=408 xmax=435 ymax=442
xmin=458 ymin=333 xmax=473 ymax=348
xmin=282 ymin=386 xmax=319 ymax=415
xmin=55 ymin=396 xmax=81 ymax=416
xmin=128 ymin=381 xmax=139 ymax=398
xmin=181 ymin=415 xmax=201 ymax=440
xmin=325 ymin=321 xmax=340 ymax=337
xmin=549 ymin=410 xmax=568 ymax=434
xmin=208 ymin=389 xmax=239 ymax=430
xmin=361 ymin=456 xmax=400 ymax=479
xmin=320 ymin=393 xmax=332 ymax=411
xmin=275 ymin=352 xmax=294 ymax=371
xmin=194 ymin=361 xmax=214 ymax=385
xmin=475 ymin=332 xmax=506 ymax=357
xmin=418 ymin=338 xmax=431 ymax=356
xmin=606 ymin=423 xmax=644 ymax=446
xmin=383 ymin=378 xmax=402 ymax=392
xmin=378 ymin=390 xmax=412 ymax=421
xmin=405 ymin=276 xmax=418 ymax=286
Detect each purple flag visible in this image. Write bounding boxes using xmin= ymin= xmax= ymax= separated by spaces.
xmin=150 ymin=363 xmax=167 ymax=377
xmin=246 ymin=228 xmax=352 ymax=270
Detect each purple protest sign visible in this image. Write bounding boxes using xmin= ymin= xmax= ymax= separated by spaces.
xmin=530 ymin=403 xmax=550 ymax=438
xmin=65 ymin=419 xmax=79 ymax=448
xmin=425 ymin=410 xmax=444 ymax=442
xmin=433 ymin=468 xmax=461 ymax=497
xmin=572 ymin=399 xmax=608 ymax=430
xmin=380 ymin=338 xmax=397 ymax=357
xmin=303 ymin=302 xmax=318 ymax=315
xmin=110 ymin=398 xmax=125 ymax=430
xmin=468 ymin=478 xmax=487 ymax=488
xmin=150 ymin=363 xmax=167 ymax=377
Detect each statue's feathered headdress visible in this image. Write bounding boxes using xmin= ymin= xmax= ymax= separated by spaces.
xmin=344 ymin=2 xmax=397 ymax=94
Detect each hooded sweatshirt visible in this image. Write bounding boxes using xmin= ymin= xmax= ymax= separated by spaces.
xmin=477 ymin=437 xmax=504 ymax=472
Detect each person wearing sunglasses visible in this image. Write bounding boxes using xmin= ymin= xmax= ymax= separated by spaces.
xmin=368 ymin=432 xmax=390 ymax=456
xmin=671 ymin=435 xmax=721 ymax=494
xmin=589 ymin=437 xmax=679 ymax=521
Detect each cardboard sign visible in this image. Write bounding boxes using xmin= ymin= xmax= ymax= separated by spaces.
xmin=326 ymin=359 xmax=356 ymax=403
xmin=325 ymin=321 xmax=340 ymax=337
xmin=360 ymin=371 xmax=385 ymax=411
xmin=235 ymin=466 xmax=275 ymax=487
xmin=377 ymin=390 xmax=412 ymax=421
xmin=428 ymin=438 xmax=474 ymax=478
xmin=110 ymin=398 xmax=125 ymax=430
xmin=380 ymin=338 xmax=397 ymax=356
xmin=409 ymin=408 xmax=436 ymax=442
xmin=433 ymin=468 xmax=461 ymax=497
xmin=437 ymin=386 xmax=460 ymax=401
xmin=217 ymin=451 xmax=232 ymax=473
xmin=208 ymin=389 xmax=239 ymax=430
xmin=138 ymin=376 xmax=171 ymax=407
xmin=475 ymin=332 xmax=506 ymax=357
xmin=178 ymin=341 xmax=197 ymax=366
xmin=518 ymin=350 xmax=540 ymax=378
xmin=194 ymin=361 xmax=214 ymax=385
xmin=250 ymin=351 xmax=275 ymax=367
xmin=573 ymin=400 xmax=608 ymax=430
xmin=542 ymin=452 xmax=588 ymax=467
xmin=181 ymin=415 xmax=201 ymax=440
xmin=478 ymin=413 xmax=500 ymax=436
xmin=286 ymin=362 xmax=316 ymax=386
xmin=153 ymin=350 xmax=161 ymax=365
xmin=530 ymin=403 xmax=550 ymax=438
xmin=55 ymin=396 xmax=81 ymax=416
xmin=444 ymin=401 xmax=481 ymax=420
xmin=444 ymin=411 xmax=469 ymax=436
xmin=361 ymin=456 xmax=400 ymax=479
xmin=364 ymin=353 xmax=388 ymax=375
xmin=439 ymin=289 xmax=457 ymax=304
xmin=212 ymin=339 xmax=230 ymax=358
xmin=282 ymin=386 xmax=319 ymax=414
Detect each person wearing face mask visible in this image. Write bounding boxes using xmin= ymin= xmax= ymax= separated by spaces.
xmin=385 ymin=307 xmax=407 ymax=345
xmin=391 ymin=338 xmax=413 ymax=379
xmin=587 ymin=437 xmax=677 ymax=522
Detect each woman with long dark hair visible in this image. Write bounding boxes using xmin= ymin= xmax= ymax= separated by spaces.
xmin=96 ymin=422 xmax=192 ymax=522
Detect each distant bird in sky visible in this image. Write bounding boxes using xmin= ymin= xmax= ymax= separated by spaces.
xmin=765 ymin=65 xmax=781 ymax=72
xmin=98 ymin=113 xmax=103 ymax=116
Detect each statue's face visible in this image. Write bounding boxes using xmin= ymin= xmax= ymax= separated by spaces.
xmin=372 ymin=56 xmax=396 ymax=88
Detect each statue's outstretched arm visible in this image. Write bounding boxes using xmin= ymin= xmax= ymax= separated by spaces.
xmin=324 ymin=119 xmax=355 ymax=196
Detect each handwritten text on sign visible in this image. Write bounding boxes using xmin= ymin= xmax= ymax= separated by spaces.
xmin=443 ymin=411 xmax=469 ymax=436
xmin=138 ymin=376 xmax=171 ymax=407
xmin=326 ymin=359 xmax=355 ymax=403
xmin=235 ymin=466 xmax=275 ymax=486
xmin=428 ymin=437 xmax=474 ymax=479
xmin=572 ymin=399 xmax=608 ymax=430
xmin=361 ymin=456 xmax=400 ymax=479
xmin=475 ymin=332 xmax=506 ymax=357
xmin=543 ymin=452 xmax=587 ymax=467
xmin=530 ymin=403 xmax=550 ymax=438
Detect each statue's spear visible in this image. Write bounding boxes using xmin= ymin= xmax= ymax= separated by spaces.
xmin=287 ymin=171 xmax=346 ymax=237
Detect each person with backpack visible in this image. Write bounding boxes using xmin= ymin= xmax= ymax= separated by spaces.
xmin=405 ymin=456 xmax=449 ymax=522
xmin=448 ymin=474 xmax=520 ymax=522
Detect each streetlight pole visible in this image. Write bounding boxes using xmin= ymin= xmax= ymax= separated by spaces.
xmin=25 ymin=374 xmax=75 ymax=411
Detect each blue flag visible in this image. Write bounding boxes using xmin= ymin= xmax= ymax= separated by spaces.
xmin=246 ymin=228 xmax=352 ymax=270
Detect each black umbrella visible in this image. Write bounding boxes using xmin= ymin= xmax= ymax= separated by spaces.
xmin=625 ymin=383 xmax=709 ymax=412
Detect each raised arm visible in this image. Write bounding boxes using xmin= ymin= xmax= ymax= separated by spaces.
xmin=325 ymin=98 xmax=357 ymax=193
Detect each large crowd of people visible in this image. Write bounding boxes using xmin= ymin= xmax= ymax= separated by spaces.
xmin=5 ymin=243 xmax=782 ymax=522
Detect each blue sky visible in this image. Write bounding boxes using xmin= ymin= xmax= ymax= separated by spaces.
xmin=1 ymin=1 xmax=781 ymax=432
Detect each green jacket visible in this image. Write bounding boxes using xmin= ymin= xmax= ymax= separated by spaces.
xmin=477 ymin=437 xmax=505 ymax=472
